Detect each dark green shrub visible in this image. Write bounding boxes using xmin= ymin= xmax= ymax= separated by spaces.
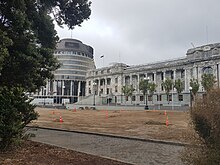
xmin=0 ymin=87 xmax=38 ymax=150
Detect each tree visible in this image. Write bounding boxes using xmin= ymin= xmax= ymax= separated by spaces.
xmin=139 ymin=78 xmax=150 ymax=106
xmin=174 ymin=79 xmax=184 ymax=101
xmin=161 ymin=78 xmax=173 ymax=103
xmin=0 ymin=30 xmax=12 ymax=72
xmin=122 ymin=85 xmax=135 ymax=104
xmin=190 ymin=78 xmax=200 ymax=101
xmin=201 ymin=73 xmax=216 ymax=92
xmin=0 ymin=0 xmax=91 ymax=150
xmin=148 ymin=82 xmax=157 ymax=103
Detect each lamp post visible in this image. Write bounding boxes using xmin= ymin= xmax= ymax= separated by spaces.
xmin=62 ymin=85 xmax=65 ymax=105
xmin=43 ymin=87 xmax=46 ymax=106
xmin=189 ymin=86 xmax=192 ymax=110
xmin=144 ymin=77 xmax=150 ymax=110
xmin=172 ymin=85 xmax=175 ymax=110
xmin=93 ymin=82 xmax=97 ymax=106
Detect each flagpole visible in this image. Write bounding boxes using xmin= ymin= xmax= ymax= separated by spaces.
xmin=100 ymin=55 xmax=104 ymax=67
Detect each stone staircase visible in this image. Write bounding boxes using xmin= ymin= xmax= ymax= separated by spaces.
xmin=75 ymin=95 xmax=103 ymax=105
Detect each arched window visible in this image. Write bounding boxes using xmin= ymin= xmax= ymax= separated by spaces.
xmin=212 ymin=48 xmax=219 ymax=55
xmin=203 ymin=66 xmax=213 ymax=74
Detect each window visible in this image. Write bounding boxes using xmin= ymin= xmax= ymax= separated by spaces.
xmin=88 ymin=81 xmax=91 ymax=86
xmin=126 ymin=96 xmax=128 ymax=101
xmin=101 ymin=70 xmax=104 ymax=74
xmin=161 ymin=85 xmax=164 ymax=91
xmin=140 ymin=96 xmax=144 ymax=101
xmin=168 ymin=94 xmax=172 ymax=101
xmin=107 ymin=88 xmax=109 ymax=94
xmin=107 ymin=78 xmax=111 ymax=85
xmin=171 ymin=71 xmax=174 ymax=79
xmin=181 ymin=70 xmax=185 ymax=78
xmin=178 ymin=94 xmax=183 ymax=101
xmin=157 ymin=95 xmax=162 ymax=101
xmin=148 ymin=95 xmax=152 ymax=101
xmin=89 ymin=88 xmax=91 ymax=94
xmin=132 ymin=95 xmax=136 ymax=101
xmin=115 ymin=77 xmax=118 ymax=83
xmin=115 ymin=86 xmax=118 ymax=93
xmin=203 ymin=67 xmax=213 ymax=75
xmin=107 ymin=69 xmax=111 ymax=73
xmin=161 ymin=73 xmax=164 ymax=80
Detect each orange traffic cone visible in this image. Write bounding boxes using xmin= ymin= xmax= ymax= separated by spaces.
xmin=166 ymin=116 xmax=169 ymax=127
xmin=73 ymin=107 xmax=76 ymax=112
xmin=59 ymin=115 xmax=63 ymax=122
xmin=164 ymin=110 xmax=167 ymax=116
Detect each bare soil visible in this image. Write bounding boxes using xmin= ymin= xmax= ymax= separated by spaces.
xmin=33 ymin=107 xmax=192 ymax=143
xmin=1 ymin=107 xmax=192 ymax=164
xmin=0 ymin=140 xmax=131 ymax=165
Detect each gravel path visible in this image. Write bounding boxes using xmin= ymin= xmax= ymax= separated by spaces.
xmin=28 ymin=127 xmax=184 ymax=165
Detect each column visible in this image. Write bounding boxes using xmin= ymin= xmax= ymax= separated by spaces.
xmin=72 ymin=81 xmax=75 ymax=96
xmin=62 ymin=80 xmax=65 ymax=96
xmin=173 ymin=69 xmax=176 ymax=82
xmin=105 ymin=78 xmax=107 ymax=94
xmin=70 ymin=80 xmax=73 ymax=96
xmin=184 ymin=69 xmax=187 ymax=91
xmin=53 ymin=80 xmax=57 ymax=94
xmin=77 ymin=81 xmax=81 ymax=97
xmin=153 ymin=72 xmax=157 ymax=84
xmin=45 ymin=81 xmax=49 ymax=96
xmin=137 ymin=74 xmax=140 ymax=93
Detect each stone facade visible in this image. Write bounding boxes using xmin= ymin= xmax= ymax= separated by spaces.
xmin=86 ymin=43 xmax=220 ymax=106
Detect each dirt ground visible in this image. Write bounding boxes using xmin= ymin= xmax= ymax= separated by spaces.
xmin=0 ymin=140 xmax=131 ymax=165
xmin=33 ymin=107 xmax=192 ymax=143
xmin=1 ymin=107 xmax=192 ymax=165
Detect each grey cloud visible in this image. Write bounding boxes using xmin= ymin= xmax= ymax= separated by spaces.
xmin=57 ymin=0 xmax=220 ymax=68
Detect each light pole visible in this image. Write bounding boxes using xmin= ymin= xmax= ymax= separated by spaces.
xmin=144 ymin=77 xmax=150 ymax=110
xmin=172 ymin=85 xmax=175 ymax=110
xmin=93 ymin=82 xmax=97 ymax=106
xmin=62 ymin=85 xmax=65 ymax=105
xmin=189 ymin=86 xmax=192 ymax=110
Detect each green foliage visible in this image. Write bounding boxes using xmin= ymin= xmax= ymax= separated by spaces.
xmin=0 ymin=30 xmax=12 ymax=72
xmin=174 ymin=79 xmax=184 ymax=94
xmin=0 ymin=87 xmax=38 ymax=150
xmin=182 ymin=89 xmax=220 ymax=164
xmin=122 ymin=85 xmax=135 ymax=103
xmin=139 ymin=79 xmax=150 ymax=95
xmin=201 ymin=73 xmax=216 ymax=92
xmin=0 ymin=0 xmax=91 ymax=91
xmin=0 ymin=0 xmax=91 ymax=150
xmin=148 ymin=82 xmax=157 ymax=96
xmin=174 ymin=79 xmax=184 ymax=100
xmin=161 ymin=78 xmax=173 ymax=100
xmin=190 ymin=78 xmax=200 ymax=97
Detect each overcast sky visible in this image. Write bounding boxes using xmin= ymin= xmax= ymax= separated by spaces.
xmin=55 ymin=0 xmax=220 ymax=68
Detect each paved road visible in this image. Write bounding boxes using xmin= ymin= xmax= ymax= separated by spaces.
xmin=28 ymin=128 xmax=184 ymax=165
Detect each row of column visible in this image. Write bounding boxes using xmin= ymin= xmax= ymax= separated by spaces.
xmin=40 ymin=80 xmax=84 ymax=97
xmin=89 ymin=63 xmax=220 ymax=96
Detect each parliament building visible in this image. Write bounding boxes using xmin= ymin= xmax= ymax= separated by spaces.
xmin=33 ymin=39 xmax=220 ymax=106
xmin=85 ymin=43 xmax=220 ymax=106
